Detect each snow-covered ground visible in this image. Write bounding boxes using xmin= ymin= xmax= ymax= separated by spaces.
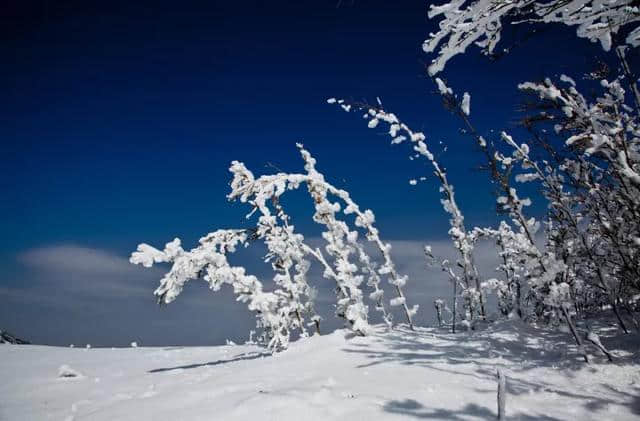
xmin=1 ymin=320 xmax=639 ymax=420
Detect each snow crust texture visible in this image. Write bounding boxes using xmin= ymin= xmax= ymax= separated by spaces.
xmin=1 ymin=321 xmax=638 ymax=421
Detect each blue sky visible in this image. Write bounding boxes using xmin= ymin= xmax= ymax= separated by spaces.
xmin=0 ymin=0 xmax=620 ymax=346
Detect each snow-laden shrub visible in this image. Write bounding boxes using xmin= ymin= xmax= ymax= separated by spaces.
xmin=324 ymin=0 xmax=640 ymax=363
xmin=329 ymin=97 xmax=487 ymax=324
xmin=132 ymin=145 xmax=417 ymax=351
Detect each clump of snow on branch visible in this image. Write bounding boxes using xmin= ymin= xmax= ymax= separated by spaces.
xmin=329 ymin=98 xmax=486 ymax=323
xmin=461 ymin=92 xmax=471 ymax=116
xmin=131 ymin=230 xmax=298 ymax=350
xmin=132 ymin=144 xmax=420 ymax=350
xmin=424 ymin=0 xmax=640 ymax=74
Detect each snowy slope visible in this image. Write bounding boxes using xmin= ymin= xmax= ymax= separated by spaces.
xmin=1 ymin=321 xmax=639 ymax=420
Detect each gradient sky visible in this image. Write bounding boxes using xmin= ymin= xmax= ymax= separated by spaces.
xmin=0 ymin=0 xmax=626 ymax=346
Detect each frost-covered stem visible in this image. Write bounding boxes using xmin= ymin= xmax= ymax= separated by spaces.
xmin=355 ymin=243 xmax=393 ymax=327
xmin=591 ymin=191 xmax=640 ymax=285
xmin=452 ymin=270 xmax=458 ymax=333
xmin=611 ymin=299 xmax=629 ymax=334
xmin=297 ymin=143 xmax=416 ymax=329
xmin=338 ymin=209 xmax=413 ymax=327
xmin=441 ymin=262 xmax=459 ymax=333
xmin=433 ymin=78 xmax=555 ymax=318
xmin=434 ymin=300 xmax=444 ymax=327
xmin=270 ymin=197 xmax=316 ymax=336
xmin=263 ymin=226 xmax=309 ymax=336
xmin=297 ymin=151 xmax=370 ymax=334
xmin=424 ymin=0 xmax=640 ymax=74
xmin=228 ymin=158 xmax=371 ymax=336
xmin=284 ymin=265 xmax=308 ymax=337
xmin=621 ymin=302 xmax=640 ymax=332
xmin=434 ymin=163 xmax=481 ymax=317
xmin=497 ymin=239 xmax=522 ymax=318
xmin=230 ymin=154 xmax=402 ymax=335
xmin=586 ymin=330 xmax=614 ymax=362
xmin=503 ymin=132 xmax=631 ymax=333
xmin=562 ymin=305 xmax=589 ymax=363
xmin=250 ymin=198 xmax=316 ymax=340
xmin=131 ymin=230 xmax=296 ymax=351
xmin=437 ymin=82 xmax=538 ymax=251
xmin=331 ymin=99 xmax=482 ymax=321
xmin=519 ymin=77 xmax=640 ymax=188
xmin=616 ymin=46 xmax=640 ymax=117
xmin=324 ymin=186 xmax=413 ymax=328
xmin=515 ymin=275 xmax=522 ymax=318
xmin=496 ymin=368 xmax=506 ymax=421
xmin=301 ymin=244 xmax=350 ymax=299
xmin=430 ymin=76 xmax=543 ymax=315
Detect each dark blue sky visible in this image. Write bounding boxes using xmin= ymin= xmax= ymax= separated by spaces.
xmin=0 ymin=1 xmax=617 ymax=346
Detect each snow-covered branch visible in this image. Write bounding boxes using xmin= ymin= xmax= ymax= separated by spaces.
xmin=424 ymin=0 xmax=640 ymax=74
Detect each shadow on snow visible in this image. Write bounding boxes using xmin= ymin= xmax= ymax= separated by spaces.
xmin=345 ymin=319 xmax=640 ymax=419
xmin=148 ymin=351 xmax=269 ymax=373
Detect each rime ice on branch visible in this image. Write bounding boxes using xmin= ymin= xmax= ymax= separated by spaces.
xmin=329 ymin=97 xmax=486 ymax=322
xmin=424 ymin=0 xmax=640 ymax=74
xmin=228 ymin=144 xmax=416 ymax=330
xmin=132 ymin=144 xmax=417 ymax=350
xmin=131 ymin=230 xmax=299 ymax=350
